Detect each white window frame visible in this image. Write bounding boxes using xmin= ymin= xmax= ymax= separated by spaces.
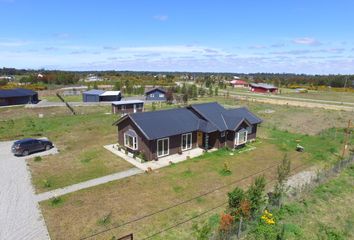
xmin=121 ymin=105 xmax=126 ymax=110
xmin=235 ymin=130 xmax=248 ymax=146
xmin=159 ymin=93 xmax=165 ymax=98
xmin=124 ymin=133 xmax=138 ymax=150
xmin=157 ymin=137 xmax=169 ymax=157
xmin=150 ymin=93 xmax=154 ymax=97
xmin=181 ymin=133 xmax=193 ymax=151
xmin=221 ymin=131 xmax=226 ymax=137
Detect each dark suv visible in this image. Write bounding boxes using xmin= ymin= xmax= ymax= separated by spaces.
xmin=11 ymin=138 xmax=53 ymax=156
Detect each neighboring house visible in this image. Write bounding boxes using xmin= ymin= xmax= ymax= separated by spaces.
xmin=230 ymin=80 xmax=249 ymax=88
xmin=0 ymin=88 xmax=39 ymax=106
xmin=145 ymin=87 xmax=167 ymax=101
xmin=250 ymin=83 xmax=278 ymax=93
xmin=85 ymin=74 xmax=102 ymax=82
xmin=82 ymin=89 xmax=121 ymax=102
xmin=112 ymin=100 xmax=144 ymax=115
xmin=114 ymin=102 xmax=262 ymax=161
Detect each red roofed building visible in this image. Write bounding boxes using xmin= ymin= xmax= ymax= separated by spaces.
xmin=250 ymin=83 xmax=278 ymax=93
xmin=230 ymin=79 xmax=249 ymax=88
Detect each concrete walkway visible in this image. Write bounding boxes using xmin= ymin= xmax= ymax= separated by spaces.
xmin=36 ymin=168 xmax=143 ymax=202
xmin=104 ymin=144 xmax=216 ymax=171
xmin=0 ymin=140 xmax=58 ymax=240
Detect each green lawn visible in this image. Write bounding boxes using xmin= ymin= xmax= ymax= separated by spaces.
xmin=42 ymin=94 xmax=83 ymax=102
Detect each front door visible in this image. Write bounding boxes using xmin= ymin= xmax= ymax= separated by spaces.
xmin=197 ymin=132 xmax=203 ymax=147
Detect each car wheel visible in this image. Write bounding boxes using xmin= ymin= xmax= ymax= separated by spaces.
xmin=45 ymin=145 xmax=51 ymax=151
xmin=22 ymin=150 xmax=29 ymax=156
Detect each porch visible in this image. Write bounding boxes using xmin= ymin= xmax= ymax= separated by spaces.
xmin=104 ymin=144 xmax=217 ymax=171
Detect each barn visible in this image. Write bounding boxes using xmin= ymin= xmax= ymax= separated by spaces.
xmin=82 ymin=89 xmax=121 ymax=102
xmin=0 ymin=88 xmax=38 ymax=106
xmin=250 ymin=83 xmax=278 ymax=93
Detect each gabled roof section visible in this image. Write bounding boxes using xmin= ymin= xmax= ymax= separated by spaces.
xmin=112 ymin=100 xmax=144 ymax=105
xmin=226 ymin=107 xmax=262 ymax=125
xmin=116 ymin=108 xmax=201 ymax=140
xmin=190 ymin=102 xmax=262 ymax=131
xmin=145 ymin=87 xmax=166 ymax=95
xmin=189 ymin=102 xmax=229 ymax=131
xmin=100 ymin=91 xmax=121 ymax=96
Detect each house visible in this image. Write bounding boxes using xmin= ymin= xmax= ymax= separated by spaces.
xmin=114 ymin=102 xmax=262 ymax=161
xmin=145 ymin=87 xmax=166 ymax=101
xmin=0 ymin=88 xmax=39 ymax=106
xmin=230 ymin=79 xmax=249 ymax=88
xmin=85 ymin=74 xmax=102 ymax=82
xmin=250 ymin=83 xmax=278 ymax=93
xmin=112 ymin=100 xmax=144 ymax=114
xmin=82 ymin=89 xmax=121 ymax=102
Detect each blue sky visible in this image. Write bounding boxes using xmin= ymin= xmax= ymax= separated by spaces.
xmin=1 ymin=0 xmax=354 ymax=73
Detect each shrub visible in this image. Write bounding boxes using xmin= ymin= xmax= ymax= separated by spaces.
xmin=42 ymin=179 xmax=52 ymax=188
xmin=97 ymin=212 xmax=112 ymax=226
xmin=192 ymin=221 xmax=212 ymax=240
xmin=50 ymin=196 xmax=63 ymax=206
xmin=219 ymin=162 xmax=232 ymax=176
xmin=34 ymin=156 xmax=42 ymax=162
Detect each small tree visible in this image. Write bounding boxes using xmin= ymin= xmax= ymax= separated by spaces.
xmin=166 ymin=89 xmax=174 ymax=104
xmin=93 ymin=81 xmax=98 ymax=89
xmin=228 ymin=187 xmax=245 ymax=212
xmin=247 ymin=176 xmax=266 ymax=218
xmin=113 ymin=81 xmax=121 ymax=91
xmin=193 ymin=221 xmax=212 ymax=240
xmin=271 ymin=154 xmax=291 ymax=207
xmin=208 ymin=86 xmax=213 ymax=96
xmin=215 ymin=87 xmax=219 ymax=96
xmin=182 ymin=93 xmax=188 ymax=104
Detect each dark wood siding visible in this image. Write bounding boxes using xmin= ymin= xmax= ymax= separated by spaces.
xmin=112 ymin=103 xmax=144 ymax=114
xmin=117 ymin=117 xmax=153 ymax=160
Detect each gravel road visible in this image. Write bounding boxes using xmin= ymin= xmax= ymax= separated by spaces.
xmin=0 ymin=140 xmax=58 ymax=240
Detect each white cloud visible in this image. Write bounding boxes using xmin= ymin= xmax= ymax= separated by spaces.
xmin=0 ymin=40 xmax=29 ymax=47
xmin=153 ymin=15 xmax=168 ymax=21
xmin=293 ymin=37 xmax=321 ymax=46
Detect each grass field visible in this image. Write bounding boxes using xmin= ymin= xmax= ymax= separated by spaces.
xmin=1 ymin=94 xmax=352 ymax=239
xmin=225 ymin=86 xmax=354 ymax=104
xmin=42 ymin=94 xmax=83 ymax=102
xmin=38 ymin=124 xmax=349 ymax=240
xmin=0 ymin=106 xmax=132 ymax=193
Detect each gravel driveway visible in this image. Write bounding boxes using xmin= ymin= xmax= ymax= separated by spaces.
xmin=0 ymin=140 xmax=57 ymax=240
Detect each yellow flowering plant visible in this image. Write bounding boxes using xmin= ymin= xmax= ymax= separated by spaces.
xmin=260 ymin=209 xmax=275 ymax=225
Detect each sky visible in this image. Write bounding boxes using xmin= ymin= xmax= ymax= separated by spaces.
xmin=1 ymin=0 xmax=354 ymax=74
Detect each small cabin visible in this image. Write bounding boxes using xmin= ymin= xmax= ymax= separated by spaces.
xmin=112 ymin=100 xmax=144 ymax=114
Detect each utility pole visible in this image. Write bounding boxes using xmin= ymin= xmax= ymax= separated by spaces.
xmin=341 ymin=120 xmax=352 ymax=158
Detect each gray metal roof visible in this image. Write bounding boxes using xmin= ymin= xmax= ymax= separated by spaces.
xmin=82 ymin=89 xmax=105 ymax=95
xmin=0 ymin=88 xmax=37 ymax=98
xmin=112 ymin=100 xmax=144 ymax=105
xmin=129 ymin=108 xmax=201 ymax=140
xmin=116 ymin=102 xmax=262 ymax=140
xmin=190 ymin=102 xmax=262 ymax=131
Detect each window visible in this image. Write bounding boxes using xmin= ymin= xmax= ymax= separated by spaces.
xmin=121 ymin=105 xmax=126 ymax=110
xmin=157 ymin=138 xmax=169 ymax=157
xmin=150 ymin=93 xmax=154 ymax=97
xmin=124 ymin=130 xmax=138 ymax=150
xmin=182 ymin=133 xmax=192 ymax=151
xmin=235 ymin=130 xmax=248 ymax=145
xmin=221 ymin=131 xmax=226 ymax=137
xmin=159 ymin=94 xmax=165 ymax=98
xmin=246 ymin=125 xmax=252 ymax=133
